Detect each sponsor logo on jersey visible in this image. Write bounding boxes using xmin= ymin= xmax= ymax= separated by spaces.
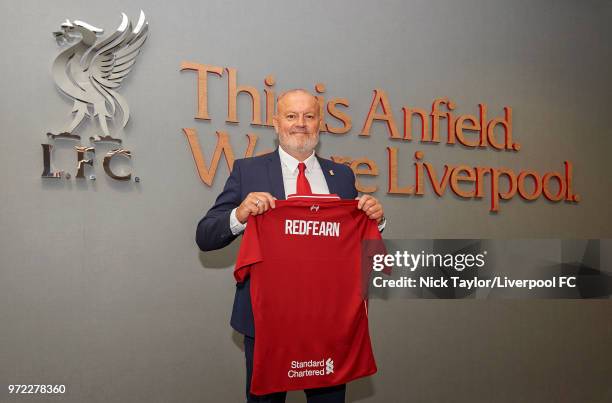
xmin=325 ymin=358 xmax=334 ymax=374
xmin=287 ymin=358 xmax=335 ymax=378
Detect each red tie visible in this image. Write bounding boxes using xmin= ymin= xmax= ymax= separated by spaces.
xmin=297 ymin=162 xmax=312 ymax=195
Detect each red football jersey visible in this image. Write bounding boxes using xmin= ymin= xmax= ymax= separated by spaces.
xmin=234 ymin=196 xmax=382 ymax=395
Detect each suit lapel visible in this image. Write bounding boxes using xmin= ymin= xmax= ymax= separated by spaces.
xmin=317 ymin=156 xmax=340 ymax=195
xmin=267 ymin=150 xmax=286 ymax=200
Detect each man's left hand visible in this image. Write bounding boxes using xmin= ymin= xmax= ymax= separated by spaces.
xmin=356 ymin=195 xmax=384 ymax=223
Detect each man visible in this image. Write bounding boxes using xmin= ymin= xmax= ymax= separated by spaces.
xmin=196 ymin=89 xmax=384 ymax=402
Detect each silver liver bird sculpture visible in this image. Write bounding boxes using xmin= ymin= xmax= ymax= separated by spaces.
xmin=49 ymin=11 xmax=148 ymax=143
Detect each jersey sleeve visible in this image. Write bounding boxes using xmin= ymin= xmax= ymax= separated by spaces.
xmin=233 ymin=215 xmax=263 ymax=283
xmin=364 ymin=217 xmax=382 ymax=241
xmin=360 ymin=216 xmax=390 ymax=300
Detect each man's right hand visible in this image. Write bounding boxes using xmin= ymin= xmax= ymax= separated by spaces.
xmin=235 ymin=192 xmax=276 ymax=224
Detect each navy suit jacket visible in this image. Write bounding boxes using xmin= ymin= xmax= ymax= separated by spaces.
xmin=196 ymin=149 xmax=358 ymax=337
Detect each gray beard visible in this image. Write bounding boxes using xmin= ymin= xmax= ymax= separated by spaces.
xmin=280 ymin=138 xmax=318 ymax=156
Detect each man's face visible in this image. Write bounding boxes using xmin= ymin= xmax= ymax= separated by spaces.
xmin=273 ymin=91 xmax=321 ymax=159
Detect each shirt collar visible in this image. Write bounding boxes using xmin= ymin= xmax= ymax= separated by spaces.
xmin=278 ymin=146 xmax=317 ymax=174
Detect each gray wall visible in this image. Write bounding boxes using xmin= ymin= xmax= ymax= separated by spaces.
xmin=1 ymin=0 xmax=611 ymax=402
